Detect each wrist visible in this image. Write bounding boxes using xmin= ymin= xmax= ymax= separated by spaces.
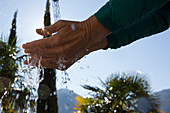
xmin=84 ymin=15 xmax=111 ymax=46
xmin=84 ymin=38 xmax=108 ymax=55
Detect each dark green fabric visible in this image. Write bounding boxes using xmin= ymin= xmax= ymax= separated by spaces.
xmin=95 ymin=0 xmax=170 ymax=49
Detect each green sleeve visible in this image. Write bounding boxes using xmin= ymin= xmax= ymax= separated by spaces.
xmin=105 ymin=3 xmax=170 ymax=49
xmin=95 ymin=0 xmax=170 ymax=49
xmin=95 ymin=0 xmax=169 ymax=32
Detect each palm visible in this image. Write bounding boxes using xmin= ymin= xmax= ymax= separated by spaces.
xmin=75 ymin=73 xmax=160 ymax=113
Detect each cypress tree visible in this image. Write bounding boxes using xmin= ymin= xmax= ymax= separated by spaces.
xmin=8 ymin=11 xmax=17 ymax=47
xmin=37 ymin=0 xmax=58 ymax=113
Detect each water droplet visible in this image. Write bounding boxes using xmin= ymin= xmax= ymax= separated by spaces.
xmin=11 ymin=83 xmax=14 ymax=88
xmin=50 ymin=93 xmax=52 ymax=96
xmin=53 ymin=91 xmax=57 ymax=95
xmin=80 ymin=67 xmax=84 ymax=69
xmin=65 ymin=103 xmax=70 ymax=110
xmin=70 ymin=90 xmax=73 ymax=95
xmin=16 ymin=94 xmax=19 ymax=99
xmin=62 ymin=65 xmax=65 ymax=69
xmin=26 ymin=95 xmax=29 ymax=100
xmin=44 ymin=103 xmax=48 ymax=110
xmin=71 ymin=24 xmax=75 ymax=31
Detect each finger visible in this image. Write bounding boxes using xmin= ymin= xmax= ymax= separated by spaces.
xmin=36 ymin=20 xmax=67 ymax=36
xmin=24 ymin=45 xmax=64 ymax=57
xmin=22 ymin=33 xmax=60 ymax=49
xmin=24 ymin=36 xmax=80 ymax=58
xmin=24 ymin=48 xmax=42 ymax=55
xmin=23 ymin=21 xmax=79 ymax=49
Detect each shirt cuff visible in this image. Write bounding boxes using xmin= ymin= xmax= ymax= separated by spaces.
xmin=103 ymin=33 xmax=118 ymax=49
xmin=94 ymin=2 xmax=114 ymax=32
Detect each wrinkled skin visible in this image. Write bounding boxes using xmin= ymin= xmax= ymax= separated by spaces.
xmin=22 ymin=15 xmax=111 ymax=70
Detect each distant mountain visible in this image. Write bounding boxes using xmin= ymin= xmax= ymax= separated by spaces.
xmin=57 ymin=88 xmax=170 ymax=113
xmin=156 ymin=89 xmax=170 ymax=113
xmin=57 ymin=88 xmax=78 ymax=113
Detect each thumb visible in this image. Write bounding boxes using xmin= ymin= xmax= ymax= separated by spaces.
xmin=36 ymin=20 xmax=66 ymax=36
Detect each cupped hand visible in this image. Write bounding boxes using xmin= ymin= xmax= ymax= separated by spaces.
xmin=22 ymin=15 xmax=111 ymax=70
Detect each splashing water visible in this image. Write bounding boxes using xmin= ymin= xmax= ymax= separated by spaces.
xmin=37 ymin=56 xmax=44 ymax=83
xmin=0 ymin=91 xmax=7 ymax=112
xmin=62 ymin=71 xmax=70 ymax=84
xmin=24 ymin=54 xmax=45 ymax=112
xmin=52 ymin=0 xmax=61 ymax=22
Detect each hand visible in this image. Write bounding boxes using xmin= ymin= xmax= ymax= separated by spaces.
xmin=22 ymin=15 xmax=111 ymax=70
xmin=23 ymin=38 xmax=108 ymax=70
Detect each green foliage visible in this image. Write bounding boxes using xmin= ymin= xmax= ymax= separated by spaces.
xmin=75 ymin=73 xmax=160 ymax=113
xmin=2 ymin=86 xmax=36 ymax=113
xmin=8 ymin=11 xmax=17 ymax=47
xmin=0 ymin=11 xmax=36 ymax=112
xmin=0 ymin=36 xmax=36 ymax=112
xmin=0 ymin=10 xmax=18 ymax=81
xmin=0 ymin=40 xmax=18 ymax=80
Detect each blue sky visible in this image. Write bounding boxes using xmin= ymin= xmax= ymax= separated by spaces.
xmin=0 ymin=0 xmax=170 ymax=96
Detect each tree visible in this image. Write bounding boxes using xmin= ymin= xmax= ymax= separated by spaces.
xmin=37 ymin=0 xmax=58 ymax=112
xmin=8 ymin=11 xmax=17 ymax=47
xmin=0 ymin=11 xmax=35 ymax=112
xmin=74 ymin=73 xmax=160 ymax=113
xmin=0 ymin=11 xmax=19 ymax=90
xmin=0 ymin=11 xmax=18 ymax=81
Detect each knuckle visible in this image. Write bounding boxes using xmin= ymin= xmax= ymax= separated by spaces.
xmin=56 ymin=20 xmax=65 ymax=26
